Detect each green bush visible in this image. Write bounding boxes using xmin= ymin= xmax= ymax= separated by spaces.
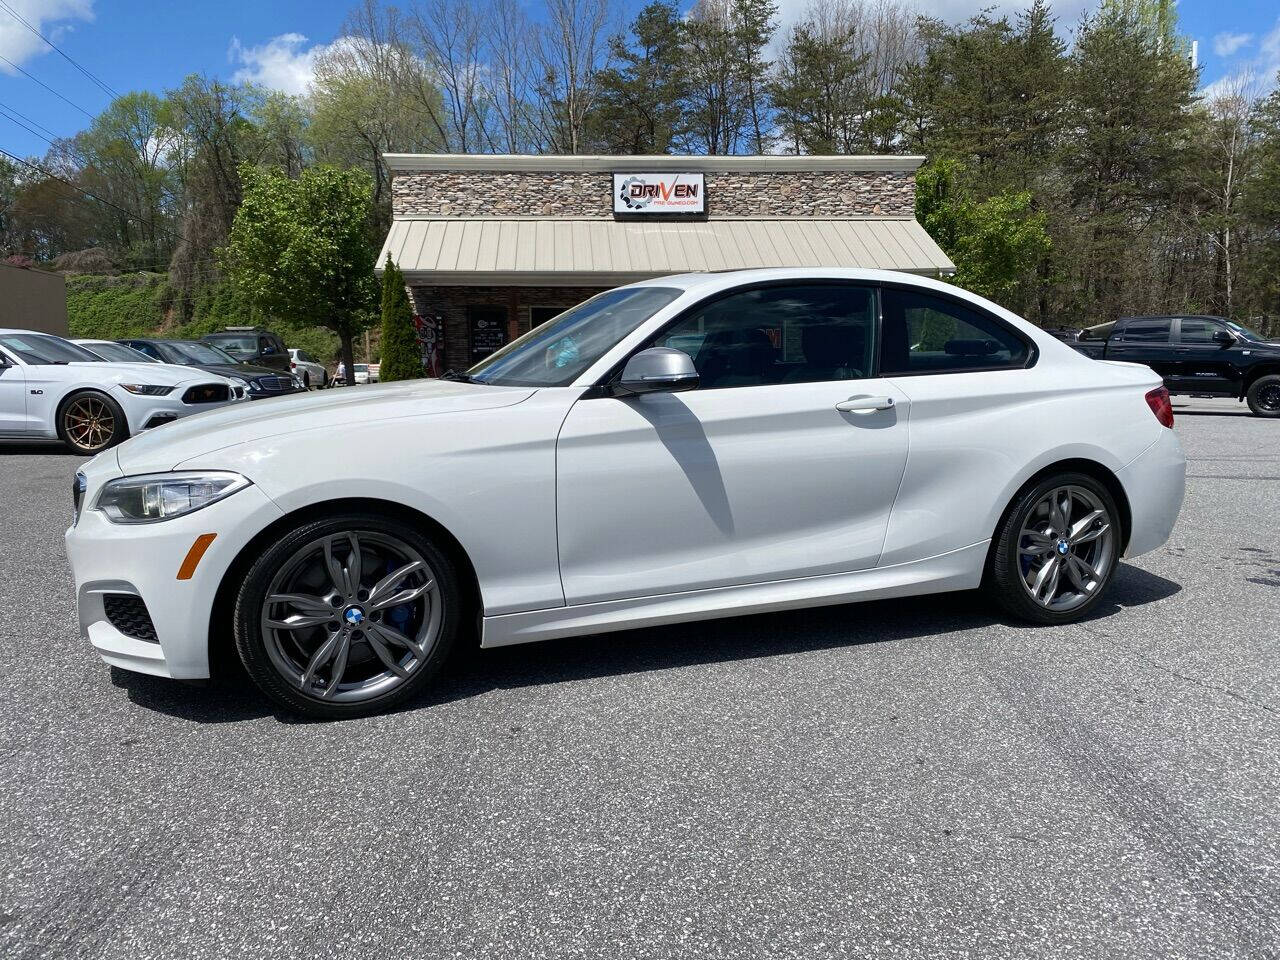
xmin=66 ymin=271 xmax=340 ymax=365
xmin=66 ymin=272 xmax=172 ymax=339
xmin=377 ymin=258 xmax=421 ymax=382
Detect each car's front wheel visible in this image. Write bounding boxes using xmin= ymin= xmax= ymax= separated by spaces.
xmin=1246 ymin=375 xmax=1280 ymax=417
xmin=986 ymin=472 xmax=1120 ymax=624
xmin=57 ymin=390 xmax=128 ymax=455
xmin=232 ymin=513 xmax=461 ymax=718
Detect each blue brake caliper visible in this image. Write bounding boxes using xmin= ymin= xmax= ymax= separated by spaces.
xmin=384 ymin=560 xmax=413 ymax=632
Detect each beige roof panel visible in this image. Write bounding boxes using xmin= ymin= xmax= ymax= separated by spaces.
xmin=378 ymin=218 xmax=954 ymax=285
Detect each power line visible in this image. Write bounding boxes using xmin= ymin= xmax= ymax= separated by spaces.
xmin=0 ymin=145 xmax=175 ymax=239
xmin=0 ymin=53 xmax=96 ymax=119
xmin=0 ymin=100 xmax=68 ymax=147
xmin=0 ymin=0 xmax=119 ymax=100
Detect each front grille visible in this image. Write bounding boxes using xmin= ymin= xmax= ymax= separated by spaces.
xmin=255 ymin=376 xmax=295 ymax=392
xmin=103 ymin=594 xmax=159 ymax=643
xmin=182 ymin=383 xmax=230 ymax=404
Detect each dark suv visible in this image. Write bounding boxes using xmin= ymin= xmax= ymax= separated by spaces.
xmin=201 ymin=327 xmax=290 ymax=372
xmin=1070 ymin=315 xmax=1280 ymax=417
xmin=120 ymin=339 xmax=306 ymax=400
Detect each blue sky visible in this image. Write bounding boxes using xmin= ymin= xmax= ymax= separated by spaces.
xmin=1 ymin=0 xmax=1278 ymax=159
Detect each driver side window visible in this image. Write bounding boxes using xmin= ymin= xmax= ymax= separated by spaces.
xmin=1178 ymin=318 xmax=1222 ymax=343
xmin=647 ymin=284 xmax=877 ymax=390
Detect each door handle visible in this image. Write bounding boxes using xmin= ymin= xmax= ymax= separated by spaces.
xmin=836 ymin=396 xmax=896 ymax=413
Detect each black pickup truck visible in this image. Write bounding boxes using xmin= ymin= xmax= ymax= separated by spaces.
xmin=1070 ymin=315 xmax=1280 ymax=417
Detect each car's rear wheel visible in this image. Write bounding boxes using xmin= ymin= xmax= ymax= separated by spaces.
xmin=301 ymin=372 xmax=311 ymax=389
xmin=232 ymin=513 xmax=461 ymax=719
xmin=57 ymin=390 xmax=128 ymax=455
xmin=987 ymin=472 xmax=1120 ymax=624
xmin=1246 ymin=375 xmax=1280 ymax=417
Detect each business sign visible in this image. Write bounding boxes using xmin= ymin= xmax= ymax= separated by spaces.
xmin=613 ymin=173 xmax=705 ymax=214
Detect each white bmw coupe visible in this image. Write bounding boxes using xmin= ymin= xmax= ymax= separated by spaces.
xmin=1 ymin=330 xmax=243 ymax=454
xmin=66 ymin=269 xmax=1186 ymax=718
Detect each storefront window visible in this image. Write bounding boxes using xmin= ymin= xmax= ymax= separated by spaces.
xmin=466 ymin=287 xmax=683 ymax=387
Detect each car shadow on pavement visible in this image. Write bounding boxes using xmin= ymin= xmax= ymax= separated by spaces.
xmin=417 ymin=562 xmax=1182 ymax=713
xmin=106 ymin=563 xmax=1181 ymax=724
xmin=0 ymin=442 xmax=80 ymax=456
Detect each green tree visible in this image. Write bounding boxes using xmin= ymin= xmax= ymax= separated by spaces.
xmin=770 ymin=18 xmax=868 ymax=154
xmin=377 ymin=258 xmax=421 ymax=382
xmin=588 ymin=1 xmax=687 ymax=153
xmin=916 ymin=157 xmax=1052 ymax=305
xmin=1060 ymin=4 xmax=1197 ymax=320
xmin=222 ymin=164 xmax=378 ymax=382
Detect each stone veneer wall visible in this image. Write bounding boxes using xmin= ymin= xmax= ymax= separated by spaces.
xmin=409 ymin=285 xmax=605 ymax=371
xmin=392 ymin=170 xmax=916 ymax=219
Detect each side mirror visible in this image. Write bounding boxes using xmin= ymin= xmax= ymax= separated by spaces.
xmin=618 ymin=347 xmax=699 ymax=396
xmin=1212 ymin=329 xmax=1235 ymax=346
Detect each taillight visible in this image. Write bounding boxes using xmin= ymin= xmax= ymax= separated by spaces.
xmin=1145 ymin=386 xmax=1174 ymax=428
xmin=290 ymin=361 xmax=296 ymax=369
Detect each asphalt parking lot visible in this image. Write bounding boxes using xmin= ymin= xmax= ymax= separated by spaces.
xmin=1 ymin=397 xmax=1277 ymax=960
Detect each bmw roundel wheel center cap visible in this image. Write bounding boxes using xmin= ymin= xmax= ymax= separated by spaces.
xmin=1056 ymin=539 xmax=1070 ymax=556
xmin=343 ymin=606 xmax=366 ymax=627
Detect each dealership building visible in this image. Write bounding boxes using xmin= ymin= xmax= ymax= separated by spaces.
xmin=377 ymin=153 xmax=954 ymax=375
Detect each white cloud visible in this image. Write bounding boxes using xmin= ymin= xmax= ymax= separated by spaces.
xmin=773 ymin=0 xmax=1092 ymax=35
xmin=1201 ymin=18 xmax=1280 ymax=99
xmin=229 ymin=33 xmax=333 ymax=96
xmin=1212 ymin=32 xmax=1252 ymax=57
xmin=0 ymin=0 xmax=94 ymax=71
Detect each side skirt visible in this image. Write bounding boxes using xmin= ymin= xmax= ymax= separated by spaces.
xmin=480 ymin=541 xmax=990 ymax=649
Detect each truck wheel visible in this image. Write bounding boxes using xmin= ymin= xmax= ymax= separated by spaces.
xmin=1246 ymin=375 xmax=1280 ymax=417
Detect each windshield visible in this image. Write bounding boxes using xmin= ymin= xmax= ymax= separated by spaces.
xmin=467 ymin=287 xmax=683 ymax=386
xmin=1226 ymin=320 xmax=1264 ymax=341
xmin=165 ymin=341 xmax=241 ymax=365
xmin=206 ymin=334 xmax=257 ymax=354
xmin=0 ymin=333 xmax=102 ymax=364
xmin=83 ymin=341 xmax=157 ymax=363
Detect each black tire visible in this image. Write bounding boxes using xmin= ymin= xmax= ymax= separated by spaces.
xmin=1246 ymin=375 xmax=1280 ymax=418
xmin=232 ymin=512 xmax=462 ymax=719
xmin=301 ymin=372 xmax=311 ymax=390
xmin=986 ymin=471 xmax=1121 ymax=625
xmin=56 ymin=389 xmax=129 ymax=455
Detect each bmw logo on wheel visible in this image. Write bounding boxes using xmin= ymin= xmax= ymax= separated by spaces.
xmin=344 ymin=607 xmax=365 ymax=626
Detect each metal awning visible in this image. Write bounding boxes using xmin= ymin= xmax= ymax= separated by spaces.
xmin=378 ymin=217 xmax=954 ymax=286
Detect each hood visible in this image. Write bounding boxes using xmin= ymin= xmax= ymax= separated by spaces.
xmin=193 ymin=362 xmax=282 ymax=379
xmin=67 ymin=361 xmax=204 ymax=387
xmin=115 ymin=378 xmax=536 ymax=473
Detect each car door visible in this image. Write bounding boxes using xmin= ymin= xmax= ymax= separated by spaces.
xmin=874 ymin=284 xmax=1041 ymax=566
xmin=555 ymin=282 xmax=911 ymax=605
xmin=1104 ymin=317 xmax=1175 ymax=380
xmin=0 ymin=348 xmax=26 ymax=434
xmin=1171 ymin=317 xmax=1240 ymax=394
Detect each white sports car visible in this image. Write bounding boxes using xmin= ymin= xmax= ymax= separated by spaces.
xmin=66 ymin=269 xmax=1186 ymax=718
xmin=1 ymin=329 xmax=243 ymax=454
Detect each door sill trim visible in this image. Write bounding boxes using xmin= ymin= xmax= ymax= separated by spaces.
xmin=480 ymin=541 xmax=989 ymax=648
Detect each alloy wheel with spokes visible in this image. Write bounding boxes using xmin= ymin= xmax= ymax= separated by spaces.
xmin=234 ymin=514 xmax=460 ymax=717
xmin=987 ymin=472 xmax=1121 ymax=624
xmin=59 ymin=391 xmax=124 ymax=454
xmin=1016 ymin=485 xmax=1115 ymax=612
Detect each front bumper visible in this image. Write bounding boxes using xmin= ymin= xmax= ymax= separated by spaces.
xmin=65 ymin=480 xmax=284 ymax=679
xmin=116 ymin=387 xmax=241 ymax=432
xmin=1117 ymin=426 xmax=1186 ymax=557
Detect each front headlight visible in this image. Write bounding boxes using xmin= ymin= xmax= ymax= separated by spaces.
xmin=94 ymin=472 xmax=251 ymax=524
xmin=120 ymin=384 xmax=175 ymax=396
